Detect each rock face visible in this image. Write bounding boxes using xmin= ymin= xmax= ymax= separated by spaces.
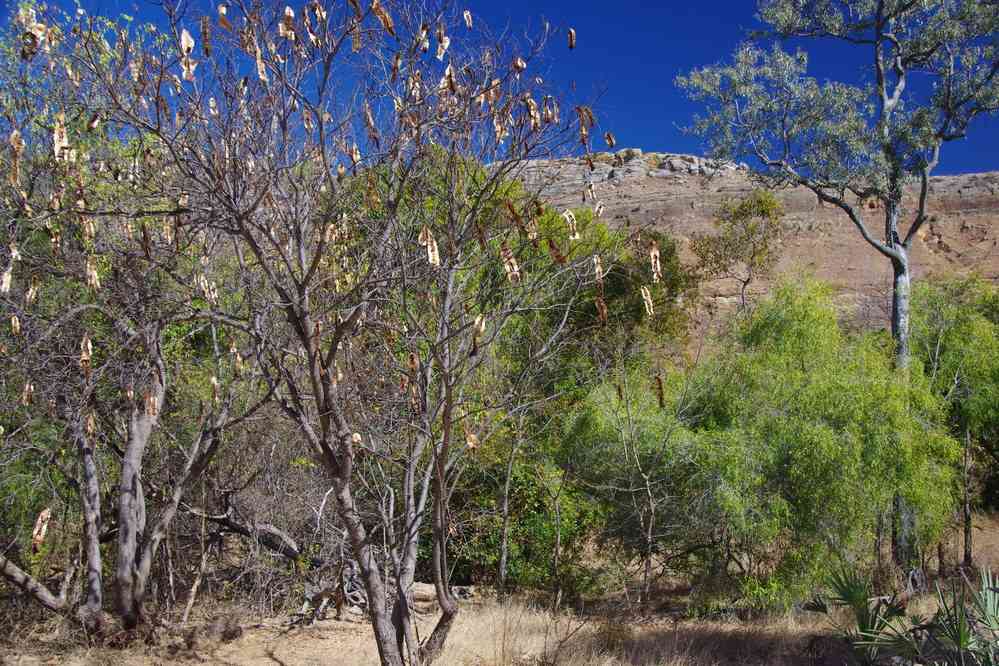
xmin=524 ymin=149 xmax=999 ymax=327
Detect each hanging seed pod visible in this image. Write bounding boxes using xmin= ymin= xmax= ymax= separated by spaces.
xmin=500 ymin=241 xmax=520 ymax=284
xmin=463 ymin=9 xmax=473 ymax=28
xmin=371 ymin=0 xmax=395 ymax=37
xmin=21 ymin=381 xmax=34 ymax=406
xmin=30 ymin=508 xmax=50 ymax=553
xmin=254 ymin=35 xmax=268 ymax=82
xmin=217 ymin=4 xmax=232 ymax=30
xmin=649 ymin=239 xmax=662 ymax=283
xmin=655 ymin=374 xmax=665 ymax=409
xmin=9 ymin=129 xmax=24 ymax=185
xmin=640 ymin=286 xmax=654 ymax=316
xmin=512 ymin=56 xmax=526 ymax=73
xmin=561 ymin=209 xmax=579 ymax=240
xmin=463 ymin=422 xmax=479 ymax=449
xmin=593 ymin=255 xmax=604 ymax=290
xmin=436 ymin=35 xmax=450 ymax=61
xmin=210 ymin=375 xmax=220 ymax=404
xmin=312 ymin=0 xmax=327 ymax=23
xmin=604 ymin=131 xmax=616 ymax=149
xmin=85 ymin=256 xmax=100 ymax=291
xmin=595 ymin=295 xmax=608 ymax=325
xmin=470 ymin=314 xmax=485 ymax=356
xmin=278 ymin=7 xmax=296 ymax=40
xmin=53 ymin=112 xmax=69 ymax=161
xmin=418 ymin=225 xmax=440 ymax=267
xmin=391 ymin=52 xmax=401 ymax=83
xmin=568 ymin=28 xmax=576 ymax=50
xmin=179 ymin=29 xmax=197 ymax=81
xmin=595 ymin=201 xmax=605 ymax=219
xmin=79 ymin=333 xmax=92 ymax=379
xmin=85 ymin=412 xmax=96 ymax=437
xmin=201 ymin=16 xmax=212 ymax=56
xmin=25 ymin=276 xmax=38 ymax=304
xmin=144 ymin=390 xmax=158 ymax=416
xmin=547 ymin=237 xmax=567 ymax=265
xmin=10 ymin=315 xmax=21 ymax=336
xmin=0 ymin=267 xmax=11 ymax=295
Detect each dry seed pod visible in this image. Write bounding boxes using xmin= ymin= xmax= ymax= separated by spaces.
xmin=179 ymin=29 xmax=197 ymax=81
xmin=21 ymin=381 xmax=34 ymax=406
xmin=418 ymin=225 xmax=440 ymax=267
xmin=278 ymin=7 xmax=296 ymax=41
xmin=10 ymin=315 xmax=21 ymax=336
xmin=463 ymin=422 xmax=479 ymax=449
xmin=547 ymin=237 xmax=567 ymax=265
xmin=53 ymin=112 xmax=69 ymax=161
xmin=604 ymin=131 xmax=616 ymax=148
xmin=649 ymin=239 xmax=662 ymax=283
xmin=25 ymin=277 xmax=38 ymax=304
xmin=595 ymin=295 xmax=608 ymax=325
xmin=79 ymin=333 xmax=92 ymax=379
xmin=217 ymin=4 xmax=232 ymax=30
xmin=210 ymin=375 xmax=220 ymax=404
xmin=371 ymin=0 xmax=395 ymax=37
xmin=85 ymin=412 xmax=96 ymax=436
xmin=0 ymin=267 xmax=11 ymax=295
xmin=436 ymin=35 xmax=450 ymax=60
xmin=655 ymin=374 xmax=665 ymax=409
xmin=561 ymin=209 xmax=579 ymax=240
xmin=463 ymin=10 xmax=472 ymax=28
xmin=512 ymin=56 xmax=526 ymax=73
xmin=640 ymin=286 xmax=654 ymax=316
xmin=500 ymin=241 xmax=520 ymax=284
xmin=593 ymin=255 xmax=604 ymax=289
xmin=201 ymin=16 xmax=212 ymax=56
xmin=568 ymin=28 xmax=576 ymax=49
xmin=31 ymin=508 xmax=50 ymax=553
xmin=595 ymin=201 xmax=605 ymax=219
xmin=144 ymin=390 xmax=158 ymax=416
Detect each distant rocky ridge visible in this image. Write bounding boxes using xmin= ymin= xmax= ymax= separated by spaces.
xmin=523 ymin=149 xmax=999 ymax=325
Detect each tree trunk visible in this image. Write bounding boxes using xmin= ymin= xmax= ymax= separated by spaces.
xmin=498 ymin=440 xmax=519 ymax=592
xmin=335 ymin=475 xmax=404 ymax=666
xmin=74 ymin=418 xmax=105 ymax=632
xmin=890 ymin=253 xmax=911 ymax=370
xmin=888 ymin=209 xmax=919 ymax=568
xmin=115 ymin=385 xmax=161 ymax=629
xmin=963 ymin=428 xmax=973 ymax=569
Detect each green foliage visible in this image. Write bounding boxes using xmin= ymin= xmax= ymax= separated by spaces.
xmin=567 ymin=280 xmax=959 ymax=611
xmin=912 ymin=278 xmax=999 ymax=507
xmin=691 ymin=189 xmax=784 ymax=303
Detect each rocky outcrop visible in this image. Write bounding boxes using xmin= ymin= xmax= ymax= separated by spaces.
xmin=523 ymin=149 xmax=999 ymax=326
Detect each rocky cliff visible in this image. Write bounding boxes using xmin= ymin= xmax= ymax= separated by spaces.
xmin=524 ymin=149 xmax=999 ymax=326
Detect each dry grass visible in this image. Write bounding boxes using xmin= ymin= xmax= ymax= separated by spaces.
xmin=3 ymin=514 xmax=997 ymax=665
xmin=433 ymin=598 xmax=844 ymax=666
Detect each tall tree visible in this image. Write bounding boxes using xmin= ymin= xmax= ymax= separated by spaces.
xmin=678 ymin=0 xmax=999 ymax=566
xmin=678 ymin=0 xmax=999 ymax=370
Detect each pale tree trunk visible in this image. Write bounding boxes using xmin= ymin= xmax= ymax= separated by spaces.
xmin=334 ymin=470 xmax=404 ymax=666
xmin=73 ymin=415 xmax=105 ymax=632
xmin=886 ymin=192 xmax=919 ymax=569
xmin=0 ymin=554 xmax=77 ymax=613
xmin=115 ymin=357 xmax=164 ymax=630
xmin=498 ymin=421 xmax=524 ymax=592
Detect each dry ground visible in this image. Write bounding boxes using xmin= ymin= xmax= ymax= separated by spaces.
xmin=2 ymin=515 xmax=997 ymax=666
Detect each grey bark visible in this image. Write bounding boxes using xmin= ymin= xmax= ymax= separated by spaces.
xmin=73 ymin=416 xmax=105 ymax=632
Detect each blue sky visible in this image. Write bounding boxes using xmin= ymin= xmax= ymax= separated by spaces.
xmin=4 ymin=0 xmax=998 ymax=174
